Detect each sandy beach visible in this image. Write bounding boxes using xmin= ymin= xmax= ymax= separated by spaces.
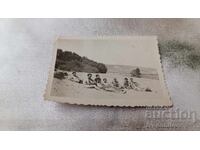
xmin=50 ymin=72 xmax=163 ymax=102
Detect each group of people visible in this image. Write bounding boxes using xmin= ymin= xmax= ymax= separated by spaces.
xmin=60 ymin=71 xmax=152 ymax=93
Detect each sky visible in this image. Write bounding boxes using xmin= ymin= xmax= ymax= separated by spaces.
xmin=56 ymin=37 xmax=159 ymax=68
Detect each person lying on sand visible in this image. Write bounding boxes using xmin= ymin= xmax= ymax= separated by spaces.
xmin=129 ymin=78 xmax=152 ymax=92
xmin=99 ymin=78 xmax=116 ymax=92
xmin=69 ymin=72 xmax=83 ymax=84
xmin=111 ymin=78 xmax=127 ymax=94
xmin=129 ymin=78 xmax=141 ymax=91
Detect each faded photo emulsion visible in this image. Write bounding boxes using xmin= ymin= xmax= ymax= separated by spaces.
xmin=45 ymin=37 xmax=172 ymax=107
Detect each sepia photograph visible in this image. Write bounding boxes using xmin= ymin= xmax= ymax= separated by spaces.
xmin=45 ymin=37 xmax=171 ymax=107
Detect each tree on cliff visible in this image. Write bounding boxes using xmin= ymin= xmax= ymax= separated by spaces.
xmin=55 ymin=49 xmax=107 ymax=73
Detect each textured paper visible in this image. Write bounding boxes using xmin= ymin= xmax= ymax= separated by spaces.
xmin=45 ymin=36 xmax=172 ymax=107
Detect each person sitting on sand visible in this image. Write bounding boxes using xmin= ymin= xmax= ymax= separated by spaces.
xmin=102 ymin=78 xmax=112 ymax=88
xmin=96 ymin=74 xmax=106 ymax=89
xmin=112 ymin=78 xmax=120 ymax=88
xmin=85 ymin=73 xmax=104 ymax=90
xmin=69 ymin=72 xmax=83 ymax=84
xmin=94 ymin=74 xmax=102 ymax=85
xmin=123 ymin=77 xmax=130 ymax=89
xmin=85 ymin=73 xmax=96 ymax=86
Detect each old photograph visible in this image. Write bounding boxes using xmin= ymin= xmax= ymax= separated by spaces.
xmin=45 ymin=37 xmax=171 ymax=107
